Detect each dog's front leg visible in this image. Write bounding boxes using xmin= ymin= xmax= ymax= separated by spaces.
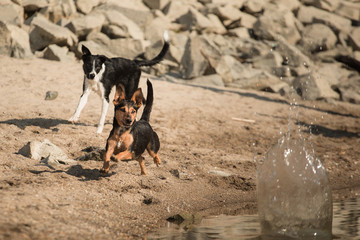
xmin=69 ymin=88 xmax=91 ymax=123
xmin=97 ymin=98 xmax=109 ymax=134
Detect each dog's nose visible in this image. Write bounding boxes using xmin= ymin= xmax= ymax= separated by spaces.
xmin=125 ymin=117 xmax=132 ymax=124
xmin=88 ymin=73 xmax=95 ymax=79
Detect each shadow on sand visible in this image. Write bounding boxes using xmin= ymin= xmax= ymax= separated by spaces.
xmin=0 ymin=117 xmax=88 ymax=130
xmin=29 ymin=164 xmax=115 ymax=181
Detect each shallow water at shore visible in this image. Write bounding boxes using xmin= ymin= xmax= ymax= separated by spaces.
xmin=147 ymin=196 xmax=360 ymax=240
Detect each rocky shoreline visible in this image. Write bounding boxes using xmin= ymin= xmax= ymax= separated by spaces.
xmin=1 ymin=0 xmax=360 ymax=104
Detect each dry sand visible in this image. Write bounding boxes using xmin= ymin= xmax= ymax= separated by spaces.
xmin=0 ymin=55 xmax=359 ymax=239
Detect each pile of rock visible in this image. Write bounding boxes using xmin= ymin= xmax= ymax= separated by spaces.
xmin=1 ymin=0 xmax=360 ymax=103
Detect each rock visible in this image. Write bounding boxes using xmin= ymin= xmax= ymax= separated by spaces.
xmin=336 ymin=75 xmax=360 ymax=104
xmin=163 ymin=0 xmax=191 ymax=22
xmin=167 ymin=32 xmax=188 ymax=64
xmin=274 ymin=35 xmax=312 ymax=69
xmin=40 ymin=0 xmax=77 ymax=24
xmin=188 ymin=74 xmax=225 ymax=87
xmin=348 ymin=27 xmax=360 ymax=51
xmin=335 ymin=1 xmax=360 ymax=21
xmin=109 ymin=38 xmax=144 ymax=59
xmin=102 ymin=25 xmax=129 ymax=39
xmin=0 ymin=21 xmax=12 ymax=56
xmin=303 ymin=0 xmax=340 ymax=12
xmin=143 ymin=0 xmax=170 ymax=10
xmin=20 ymin=0 xmax=48 ymax=12
xmin=228 ymin=27 xmax=251 ymax=38
xmin=211 ymin=4 xmax=242 ymax=21
xmin=292 ymin=72 xmax=339 ymax=101
xmin=29 ymin=14 xmax=78 ymax=51
xmin=300 ymin=24 xmax=337 ymax=53
xmin=180 ymin=34 xmax=210 ymax=79
xmin=77 ymin=40 xmax=114 ymax=58
xmin=252 ymin=51 xmax=284 ymax=74
xmin=66 ymin=13 xmax=105 ymax=39
xmin=215 ymin=55 xmax=257 ymax=84
xmin=0 ymin=3 xmax=24 ymax=26
xmin=18 ymin=139 xmax=76 ymax=168
xmin=275 ymin=0 xmax=301 ymax=11
xmin=206 ymin=14 xmax=226 ymax=34
xmin=237 ymin=11 xmax=257 ymax=29
xmin=227 ymin=70 xmax=288 ymax=93
xmin=0 ymin=22 xmax=33 ymax=58
xmin=144 ymin=14 xmax=172 ymax=43
xmin=45 ymin=91 xmax=58 ymax=100
xmin=96 ymin=2 xmax=153 ymax=30
xmin=86 ymin=31 xmax=111 ymax=46
xmin=253 ymin=4 xmax=302 ymax=44
xmin=177 ymin=7 xmax=213 ymax=32
xmin=42 ymin=44 xmax=74 ymax=61
xmin=101 ymin=10 xmax=144 ymax=40
xmin=198 ymin=35 xmax=222 ymax=70
xmin=243 ymin=0 xmax=264 ymax=14
xmin=75 ymin=0 xmax=101 ymax=14
xmin=297 ymin=5 xmax=352 ymax=34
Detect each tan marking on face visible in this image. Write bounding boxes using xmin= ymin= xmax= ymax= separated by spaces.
xmin=115 ymin=104 xmax=137 ymax=127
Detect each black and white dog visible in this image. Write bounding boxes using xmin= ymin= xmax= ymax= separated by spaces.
xmin=69 ymin=31 xmax=170 ymax=133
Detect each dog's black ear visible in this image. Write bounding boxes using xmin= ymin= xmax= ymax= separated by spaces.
xmin=99 ymin=55 xmax=107 ymax=64
xmin=113 ymin=85 xmax=126 ymax=105
xmin=131 ymin=88 xmax=144 ymax=109
xmin=82 ymin=45 xmax=91 ymax=56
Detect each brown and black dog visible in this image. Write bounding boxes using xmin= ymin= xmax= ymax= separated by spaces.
xmin=100 ymin=79 xmax=160 ymax=175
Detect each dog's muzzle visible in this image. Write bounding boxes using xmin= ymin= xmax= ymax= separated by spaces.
xmin=88 ymin=73 xmax=95 ymax=79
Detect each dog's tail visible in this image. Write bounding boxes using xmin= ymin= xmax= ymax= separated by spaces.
xmin=141 ymin=79 xmax=154 ymax=122
xmin=135 ymin=31 xmax=170 ymax=67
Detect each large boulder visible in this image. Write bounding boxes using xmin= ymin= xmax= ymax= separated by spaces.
xmin=292 ymin=72 xmax=339 ymax=101
xmin=101 ymin=10 xmax=144 ymax=40
xmin=0 ymin=2 xmax=24 ymax=26
xmin=177 ymin=7 xmax=213 ymax=32
xmin=40 ymin=1 xmax=77 ymax=24
xmin=297 ymin=5 xmax=352 ymax=34
xmin=180 ymin=34 xmax=210 ymax=79
xmin=0 ymin=21 xmax=33 ymax=58
xmin=20 ymin=0 xmax=48 ymax=12
xmin=29 ymin=14 xmax=78 ymax=51
xmin=143 ymin=0 xmax=170 ymax=10
xmin=348 ymin=27 xmax=360 ymax=51
xmin=335 ymin=1 xmax=360 ymax=21
xmin=336 ymin=75 xmax=360 ymax=104
xmin=109 ymin=38 xmax=144 ymax=59
xmin=75 ymin=0 xmax=101 ymax=14
xmin=253 ymin=4 xmax=302 ymax=44
xmin=299 ymin=24 xmax=337 ymax=53
xmin=42 ymin=44 xmax=75 ymax=61
xmin=66 ymin=13 xmax=105 ymax=39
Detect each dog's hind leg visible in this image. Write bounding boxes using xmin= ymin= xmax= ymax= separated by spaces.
xmin=147 ymin=147 xmax=161 ymax=167
xmin=97 ymin=98 xmax=109 ymax=134
xmin=137 ymin=156 xmax=147 ymax=175
xmin=69 ymin=88 xmax=91 ymax=123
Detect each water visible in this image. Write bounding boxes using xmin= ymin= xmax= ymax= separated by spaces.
xmin=146 ymin=196 xmax=360 ymax=239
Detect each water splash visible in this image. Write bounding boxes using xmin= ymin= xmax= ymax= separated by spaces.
xmin=257 ymin=90 xmax=333 ymax=239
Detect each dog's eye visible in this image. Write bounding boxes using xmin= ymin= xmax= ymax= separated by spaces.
xmin=95 ymin=67 xmax=101 ymax=72
xmin=131 ymin=110 xmax=136 ymax=114
xmin=120 ymin=108 xmax=126 ymax=112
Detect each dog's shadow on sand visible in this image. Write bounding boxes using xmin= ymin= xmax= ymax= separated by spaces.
xmin=0 ymin=117 xmax=88 ymax=130
xmin=29 ymin=164 xmax=115 ymax=181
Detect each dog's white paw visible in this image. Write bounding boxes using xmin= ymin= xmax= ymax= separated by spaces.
xmin=69 ymin=115 xmax=79 ymax=123
xmin=96 ymin=126 xmax=103 ymax=134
